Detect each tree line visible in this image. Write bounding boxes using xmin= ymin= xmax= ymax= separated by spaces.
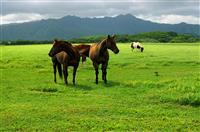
xmin=69 ymin=32 xmax=199 ymax=43
xmin=1 ymin=31 xmax=199 ymax=45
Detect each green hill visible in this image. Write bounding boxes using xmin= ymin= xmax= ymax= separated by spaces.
xmin=1 ymin=14 xmax=200 ymax=41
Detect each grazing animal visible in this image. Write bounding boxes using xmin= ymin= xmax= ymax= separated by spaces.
xmin=89 ymin=35 xmax=119 ymax=84
xmin=74 ymin=44 xmax=91 ymax=64
xmin=48 ymin=39 xmax=80 ymax=85
xmin=131 ymin=42 xmax=144 ymax=52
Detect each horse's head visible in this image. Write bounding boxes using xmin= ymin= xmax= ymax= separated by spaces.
xmin=48 ymin=39 xmax=72 ymax=57
xmin=106 ymin=35 xmax=119 ymax=54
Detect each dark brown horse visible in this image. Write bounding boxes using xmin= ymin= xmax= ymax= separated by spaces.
xmin=74 ymin=44 xmax=91 ymax=64
xmin=48 ymin=39 xmax=80 ymax=85
xmin=50 ymin=44 xmax=90 ymax=84
xmin=89 ymin=35 xmax=119 ymax=84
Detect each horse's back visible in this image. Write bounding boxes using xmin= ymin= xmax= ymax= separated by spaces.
xmin=132 ymin=42 xmax=142 ymax=48
xmin=74 ymin=44 xmax=90 ymax=50
xmin=74 ymin=44 xmax=90 ymax=57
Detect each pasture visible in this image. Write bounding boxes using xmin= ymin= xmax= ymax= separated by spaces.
xmin=0 ymin=43 xmax=200 ymax=131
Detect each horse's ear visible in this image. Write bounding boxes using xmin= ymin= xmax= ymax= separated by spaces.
xmin=107 ymin=35 xmax=111 ymax=39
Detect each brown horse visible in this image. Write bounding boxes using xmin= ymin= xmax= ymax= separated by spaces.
xmin=50 ymin=44 xmax=90 ymax=84
xmin=48 ymin=39 xmax=80 ymax=85
xmin=89 ymin=35 xmax=119 ymax=84
xmin=74 ymin=44 xmax=91 ymax=64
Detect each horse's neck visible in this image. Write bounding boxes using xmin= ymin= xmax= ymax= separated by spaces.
xmin=63 ymin=44 xmax=77 ymax=59
xmin=98 ymin=39 xmax=107 ymax=55
xmin=99 ymin=39 xmax=107 ymax=50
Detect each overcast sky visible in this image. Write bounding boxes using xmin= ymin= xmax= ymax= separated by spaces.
xmin=1 ymin=0 xmax=199 ymax=25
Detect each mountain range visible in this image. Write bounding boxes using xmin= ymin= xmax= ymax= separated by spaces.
xmin=1 ymin=14 xmax=199 ymax=40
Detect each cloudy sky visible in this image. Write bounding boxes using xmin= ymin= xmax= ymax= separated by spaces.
xmin=1 ymin=0 xmax=199 ymax=25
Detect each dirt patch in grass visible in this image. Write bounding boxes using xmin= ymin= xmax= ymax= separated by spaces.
xmin=31 ymin=87 xmax=58 ymax=93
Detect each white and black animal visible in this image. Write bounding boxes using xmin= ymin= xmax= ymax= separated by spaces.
xmin=131 ymin=42 xmax=144 ymax=52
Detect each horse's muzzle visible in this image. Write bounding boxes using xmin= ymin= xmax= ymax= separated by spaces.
xmin=48 ymin=53 xmax=53 ymax=57
xmin=114 ymin=49 xmax=119 ymax=54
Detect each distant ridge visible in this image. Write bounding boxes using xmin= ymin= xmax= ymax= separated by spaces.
xmin=1 ymin=14 xmax=199 ymax=40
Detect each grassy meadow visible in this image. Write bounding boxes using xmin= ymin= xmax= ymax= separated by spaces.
xmin=0 ymin=43 xmax=200 ymax=131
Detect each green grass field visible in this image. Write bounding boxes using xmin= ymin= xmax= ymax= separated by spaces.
xmin=0 ymin=43 xmax=200 ymax=131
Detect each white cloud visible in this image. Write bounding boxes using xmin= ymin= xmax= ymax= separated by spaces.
xmin=0 ymin=13 xmax=47 ymax=25
xmin=1 ymin=13 xmax=199 ymax=25
xmin=136 ymin=14 xmax=200 ymax=24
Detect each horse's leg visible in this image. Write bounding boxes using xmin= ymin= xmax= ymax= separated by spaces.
xmin=102 ymin=62 xmax=108 ymax=84
xmin=93 ymin=62 xmax=99 ymax=84
xmin=101 ymin=64 xmax=104 ymax=81
xmin=53 ymin=62 xmax=57 ymax=83
xmin=73 ymin=65 xmax=78 ymax=85
xmin=57 ymin=62 xmax=62 ymax=79
xmin=63 ymin=65 xmax=68 ymax=85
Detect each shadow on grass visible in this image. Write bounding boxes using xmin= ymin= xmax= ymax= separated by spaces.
xmin=56 ymin=82 xmax=93 ymax=91
xmin=103 ymin=80 xmax=121 ymax=87
xmin=72 ymin=84 xmax=93 ymax=91
xmin=50 ymin=79 xmax=121 ymax=90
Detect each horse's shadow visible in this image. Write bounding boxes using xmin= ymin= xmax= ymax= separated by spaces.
xmin=103 ymin=80 xmax=121 ymax=87
xmin=73 ymin=84 xmax=93 ymax=90
xmin=56 ymin=80 xmax=120 ymax=90
xmin=57 ymin=83 xmax=93 ymax=91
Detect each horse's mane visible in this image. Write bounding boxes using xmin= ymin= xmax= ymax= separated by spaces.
xmin=97 ymin=38 xmax=106 ymax=45
xmin=63 ymin=41 xmax=72 ymax=46
xmin=98 ymin=39 xmax=107 ymax=56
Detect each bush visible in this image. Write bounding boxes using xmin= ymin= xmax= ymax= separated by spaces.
xmin=170 ymin=34 xmax=198 ymax=43
xmin=68 ymin=31 xmax=198 ymax=43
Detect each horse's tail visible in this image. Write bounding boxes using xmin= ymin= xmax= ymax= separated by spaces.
xmin=57 ymin=63 xmax=62 ymax=79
